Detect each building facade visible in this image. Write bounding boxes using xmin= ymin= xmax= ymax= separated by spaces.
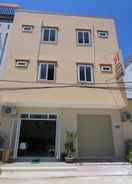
xmin=122 ymin=56 xmax=132 ymax=141
xmin=0 ymin=3 xmax=19 ymax=76
xmin=0 ymin=9 xmax=126 ymax=161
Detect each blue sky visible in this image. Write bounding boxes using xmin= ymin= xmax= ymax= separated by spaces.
xmin=1 ymin=0 xmax=132 ymax=61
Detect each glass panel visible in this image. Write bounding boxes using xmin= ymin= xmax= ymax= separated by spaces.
xmin=0 ymin=34 xmax=2 ymax=50
xmin=98 ymin=31 xmax=109 ymax=38
xmin=43 ymin=29 xmax=49 ymax=41
xmin=86 ymin=66 xmax=92 ymax=81
xmin=84 ymin=32 xmax=90 ymax=44
xmin=40 ymin=64 xmax=47 ymax=80
xmin=49 ymin=114 xmax=57 ymax=119
xmin=79 ymin=66 xmax=85 ymax=81
xmin=50 ymin=29 xmax=56 ymax=41
xmin=78 ymin=32 xmax=83 ymax=44
xmin=48 ymin=64 xmax=54 ymax=80
xmin=30 ymin=114 xmax=42 ymax=119
xmin=20 ymin=114 xmax=28 ymax=119
xmin=41 ymin=114 xmax=48 ymax=119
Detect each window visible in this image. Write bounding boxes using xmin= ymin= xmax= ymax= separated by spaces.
xmin=20 ymin=113 xmax=57 ymax=120
xmin=16 ymin=60 xmax=29 ymax=68
xmin=100 ymin=65 xmax=112 ymax=72
xmin=97 ymin=31 xmax=109 ymax=38
xmin=76 ymin=30 xmax=91 ymax=45
xmin=42 ymin=27 xmax=58 ymax=43
xmin=0 ymin=33 xmax=8 ymax=65
xmin=38 ymin=62 xmax=56 ymax=81
xmin=22 ymin=25 xmax=33 ymax=33
xmin=7 ymin=24 xmax=10 ymax=30
xmin=77 ymin=64 xmax=94 ymax=82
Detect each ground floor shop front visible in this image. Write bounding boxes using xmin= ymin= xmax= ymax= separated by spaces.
xmin=0 ymin=107 xmax=125 ymax=161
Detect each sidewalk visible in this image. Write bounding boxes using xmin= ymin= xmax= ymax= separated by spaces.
xmin=1 ymin=162 xmax=132 ymax=179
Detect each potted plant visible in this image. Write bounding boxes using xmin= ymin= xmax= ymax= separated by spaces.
xmin=0 ymin=132 xmax=10 ymax=162
xmin=64 ymin=131 xmax=77 ymax=163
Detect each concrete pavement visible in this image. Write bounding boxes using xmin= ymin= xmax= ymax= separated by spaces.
xmin=1 ymin=162 xmax=132 ymax=179
xmin=0 ymin=176 xmax=132 ymax=184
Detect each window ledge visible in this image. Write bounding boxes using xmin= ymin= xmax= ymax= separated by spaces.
xmin=77 ymin=81 xmax=95 ymax=85
xmin=41 ymin=41 xmax=58 ymax=45
xmin=37 ymin=80 xmax=56 ymax=84
xmin=76 ymin=43 xmax=92 ymax=47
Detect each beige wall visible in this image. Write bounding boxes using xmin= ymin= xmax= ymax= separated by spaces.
xmin=2 ymin=10 xmax=119 ymax=83
xmin=0 ymin=10 xmax=126 ymax=108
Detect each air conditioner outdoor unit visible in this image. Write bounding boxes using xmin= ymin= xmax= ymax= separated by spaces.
xmin=1 ymin=106 xmax=16 ymax=115
xmin=121 ymin=111 xmax=132 ymax=122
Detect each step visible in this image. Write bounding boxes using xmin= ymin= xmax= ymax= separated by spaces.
xmin=1 ymin=165 xmax=77 ymax=172
xmin=0 ymin=163 xmax=78 ymax=179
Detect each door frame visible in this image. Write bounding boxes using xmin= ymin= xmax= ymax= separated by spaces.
xmin=13 ymin=112 xmax=60 ymax=160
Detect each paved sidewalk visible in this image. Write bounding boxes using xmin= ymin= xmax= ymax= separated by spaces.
xmin=1 ymin=162 xmax=132 ymax=179
xmin=0 ymin=176 xmax=132 ymax=184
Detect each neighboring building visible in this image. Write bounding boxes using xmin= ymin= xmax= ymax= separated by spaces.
xmin=0 ymin=9 xmax=126 ymax=161
xmin=0 ymin=3 xmax=19 ymax=75
xmin=122 ymin=56 xmax=132 ymax=141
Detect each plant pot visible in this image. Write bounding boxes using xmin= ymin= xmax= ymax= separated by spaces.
xmin=2 ymin=148 xmax=10 ymax=162
xmin=65 ymin=156 xmax=75 ymax=163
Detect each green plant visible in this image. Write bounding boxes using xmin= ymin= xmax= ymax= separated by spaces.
xmin=127 ymin=151 xmax=132 ymax=163
xmin=64 ymin=131 xmax=77 ymax=157
xmin=0 ymin=131 xmax=9 ymax=149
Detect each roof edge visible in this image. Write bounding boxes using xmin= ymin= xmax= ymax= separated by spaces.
xmin=16 ymin=9 xmax=115 ymax=20
xmin=0 ymin=3 xmax=19 ymax=9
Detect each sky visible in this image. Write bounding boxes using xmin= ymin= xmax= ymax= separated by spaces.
xmin=1 ymin=0 xmax=132 ymax=61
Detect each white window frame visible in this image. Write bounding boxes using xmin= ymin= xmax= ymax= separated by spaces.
xmin=97 ymin=31 xmax=109 ymax=38
xmin=100 ymin=65 xmax=112 ymax=72
xmin=16 ymin=60 xmax=29 ymax=68
xmin=22 ymin=25 xmax=33 ymax=33
xmin=13 ymin=112 xmax=61 ymax=159
xmin=38 ymin=62 xmax=56 ymax=81
xmin=77 ymin=64 xmax=94 ymax=83
xmin=41 ymin=27 xmax=58 ymax=43
xmin=76 ymin=30 xmax=91 ymax=46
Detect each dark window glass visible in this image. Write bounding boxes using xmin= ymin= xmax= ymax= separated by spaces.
xmin=30 ymin=114 xmax=42 ymax=119
xmin=78 ymin=32 xmax=83 ymax=44
xmin=48 ymin=64 xmax=54 ymax=80
xmin=98 ymin=31 xmax=109 ymax=38
xmin=79 ymin=66 xmax=85 ymax=81
xmin=21 ymin=114 xmax=28 ymax=119
xmin=50 ymin=29 xmax=56 ymax=41
xmin=43 ymin=29 xmax=49 ymax=41
xmin=40 ymin=64 xmax=47 ymax=79
xmin=84 ymin=32 xmax=89 ymax=44
xmin=41 ymin=114 xmax=48 ymax=119
xmin=86 ymin=66 xmax=91 ymax=81
xmin=49 ymin=114 xmax=57 ymax=119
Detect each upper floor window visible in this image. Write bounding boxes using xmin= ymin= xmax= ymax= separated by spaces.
xmin=77 ymin=64 xmax=94 ymax=83
xmin=97 ymin=31 xmax=109 ymax=38
xmin=76 ymin=30 xmax=91 ymax=46
xmin=38 ymin=62 xmax=56 ymax=81
xmin=41 ymin=27 xmax=58 ymax=43
xmin=22 ymin=25 xmax=33 ymax=33
xmin=100 ymin=64 xmax=112 ymax=73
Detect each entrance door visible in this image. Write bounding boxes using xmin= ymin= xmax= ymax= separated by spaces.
xmin=18 ymin=120 xmax=56 ymax=157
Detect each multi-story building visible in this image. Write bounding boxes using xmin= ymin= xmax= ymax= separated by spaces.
xmin=0 ymin=9 xmax=126 ymax=161
xmin=0 ymin=3 xmax=19 ymax=76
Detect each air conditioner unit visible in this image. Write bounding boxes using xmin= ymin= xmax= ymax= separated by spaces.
xmin=1 ymin=106 xmax=16 ymax=115
xmin=121 ymin=111 xmax=132 ymax=122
